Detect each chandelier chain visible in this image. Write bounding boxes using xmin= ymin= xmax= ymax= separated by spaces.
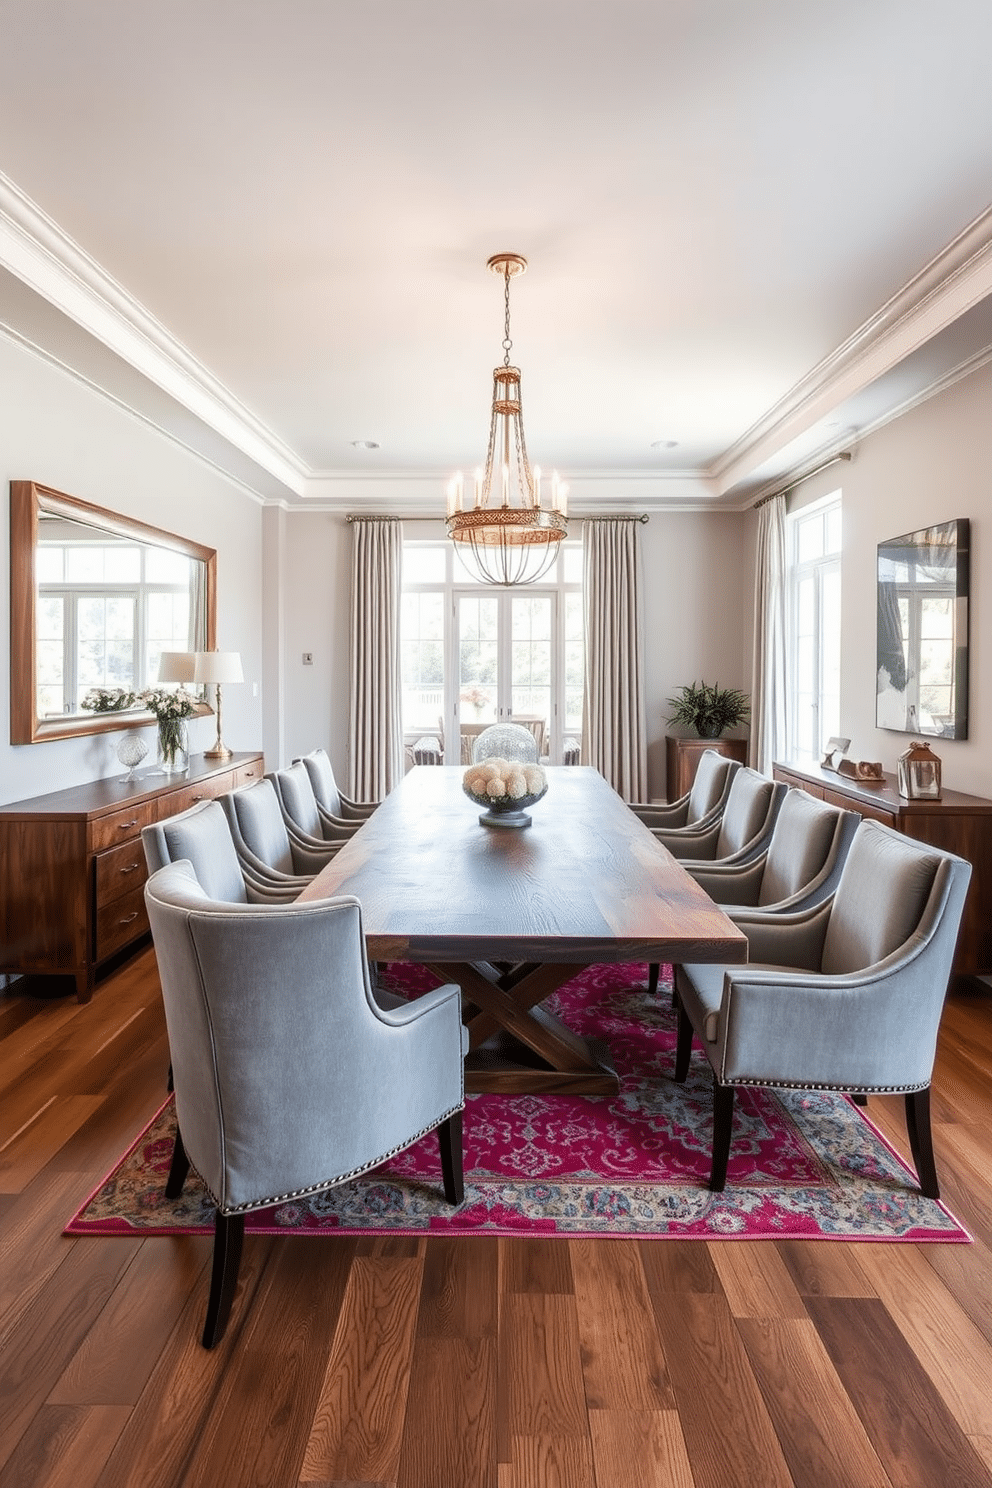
xmin=502 ymin=266 xmax=513 ymax=365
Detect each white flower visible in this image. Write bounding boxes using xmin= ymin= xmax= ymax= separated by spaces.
xmin=507 ymin=772 xmax=528 ymax=798
xmin=486 ymin=778 xmax=507 ymax=798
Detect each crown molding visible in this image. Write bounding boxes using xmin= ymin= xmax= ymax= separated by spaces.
xmin=0 ymin=171 xmax=307 ymax=496
xmin=712 ymin=204 xmax=992 ymax=495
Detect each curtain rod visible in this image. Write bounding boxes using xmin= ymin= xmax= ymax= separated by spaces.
xmin=345 ymin=512 xmax=650 ymax=523
xmin=753 ymin=450 xmax=853 ymax=508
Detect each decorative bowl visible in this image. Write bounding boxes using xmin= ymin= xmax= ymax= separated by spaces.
xmin=462 ymin=760 xmax=548 ymax=829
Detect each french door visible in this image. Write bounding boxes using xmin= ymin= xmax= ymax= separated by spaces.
xmin=450 ymin=590 xmax=557 ymax=763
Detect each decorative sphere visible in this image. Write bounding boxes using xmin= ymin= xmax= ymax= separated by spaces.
xmin=116 ymin=731 xmax=149 ymax=780
xmin=471 ymin=723 xmax=540 ymax=765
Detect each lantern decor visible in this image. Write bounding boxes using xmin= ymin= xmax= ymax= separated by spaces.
xmin=897 ymin=740 xmax=942 ymax=801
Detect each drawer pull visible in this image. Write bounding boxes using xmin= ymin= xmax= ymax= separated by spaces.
xmin=119 ymin=863 xmax=141 ymax=875
xmin=117 ymin=819 xmax=139 ymax=831
xmin=118 ymin=911 xmax=140 ymax=926
xmin=191 ymin=793 xmax=206 ymax=802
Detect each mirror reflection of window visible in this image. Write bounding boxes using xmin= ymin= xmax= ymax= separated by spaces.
xmin=35 ymin=519 xmax=200 ymax=717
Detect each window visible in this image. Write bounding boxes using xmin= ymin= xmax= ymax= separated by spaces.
xmin=787 ymin=496 xmax=842 ymax=758
xmin=400 ymin=539 xmax=583 ymax=764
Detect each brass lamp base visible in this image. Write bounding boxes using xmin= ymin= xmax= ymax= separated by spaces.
xmin=203 ymin=744 xmax=233 ymax=760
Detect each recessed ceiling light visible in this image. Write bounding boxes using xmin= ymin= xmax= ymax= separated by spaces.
xmin=651 ymin=439 xmax=679 ymax=450
xmin=351 ymin=439 xmax=380 ymax=450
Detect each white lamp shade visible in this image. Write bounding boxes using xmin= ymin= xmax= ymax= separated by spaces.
xmin=157 ymin=651 xmax=197 ymax=684
xmin=193 ymin=650 xmax=244 ymax=685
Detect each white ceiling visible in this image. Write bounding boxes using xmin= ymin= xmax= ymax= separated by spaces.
xmin=1 ymin=0 xmax=992 ymax=510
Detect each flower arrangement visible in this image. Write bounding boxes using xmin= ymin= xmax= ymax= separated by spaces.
xmin=460 ymin=686 xmax=491 ymax=712
xmin=140 ymin=687 xmax=196 ymax=770
xmin=463 ymin=758 xmax=547 ymax=803
xmin=81 ymin=686 xmax=138 ymax=713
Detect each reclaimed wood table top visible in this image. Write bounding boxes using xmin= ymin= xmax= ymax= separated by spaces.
xmin=298 ymin=765 xmax=749 ymax=968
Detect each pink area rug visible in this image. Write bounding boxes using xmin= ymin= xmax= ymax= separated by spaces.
xmin=66 ymin=963 xmax=969 ymax=1243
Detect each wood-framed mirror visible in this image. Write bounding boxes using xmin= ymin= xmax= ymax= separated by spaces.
xmin=10 ymin=480 xmax=217 ymax=744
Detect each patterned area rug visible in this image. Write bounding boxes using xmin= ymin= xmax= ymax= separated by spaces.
xmin=66 ymin=963 xmax=969 ymax=1243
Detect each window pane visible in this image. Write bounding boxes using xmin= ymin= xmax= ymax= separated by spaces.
xmin=825 ymin=506 xmax=843 ymax=556
xmin=104 ymin=546 xmax=142 ymax=582
xmin=36 ymin=547 xmax=63 ymax=582
xmin=403 ymin=545 xmax=447 ymax=584
xmin=797 ymin=514 xmax=823 ymax=563
xmin=145 ymin=548 xmax=190 ymax=585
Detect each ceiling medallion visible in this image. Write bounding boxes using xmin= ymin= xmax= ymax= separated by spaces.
xmin=446 ymin=253 xmax=568 ymax=585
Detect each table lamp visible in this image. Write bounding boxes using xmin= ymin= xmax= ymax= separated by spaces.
xmin=194 ymin=650 xmax=243 ymax=760
xmin=156 ymin=651 xmax=197 ymax=685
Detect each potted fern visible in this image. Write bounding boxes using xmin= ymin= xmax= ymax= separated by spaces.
xmin=666 ymin=680 xmax=750 ymax=739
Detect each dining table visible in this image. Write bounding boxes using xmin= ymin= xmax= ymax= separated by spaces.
xmin=298 ymin=765 xmax=748 ymax=1095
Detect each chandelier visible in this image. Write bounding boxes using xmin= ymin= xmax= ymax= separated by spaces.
xmin=446 ymin=253 xmax=568 ymax=585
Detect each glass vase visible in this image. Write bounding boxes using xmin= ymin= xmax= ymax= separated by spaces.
xmin=157 ymin=718 xmax=189 ymax=774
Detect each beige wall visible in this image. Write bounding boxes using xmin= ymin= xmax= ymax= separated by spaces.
xmin=0 ymin=334 xmax=265 ymax=806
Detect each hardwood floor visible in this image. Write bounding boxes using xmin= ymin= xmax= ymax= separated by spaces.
xmin=2 ymin=947 xmax=991 ymax=1487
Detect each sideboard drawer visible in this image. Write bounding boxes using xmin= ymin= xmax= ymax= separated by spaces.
xmin=820 ymin=787 xmax=896 ymax=826
xmin=88 ymin=801 xmax=154 ymax=853
xmin=165 ymin=772 xmax=234 ymax=817
xmin=95 ymin=838 xmax=148 ymax=905
xmin=95 ymin=883 xmax=149 ymax=961
xmin=233 ymin=760 xmax=262 ymax=789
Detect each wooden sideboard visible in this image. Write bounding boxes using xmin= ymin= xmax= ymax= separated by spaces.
xmin=0 ymin=751 xmax=263 ymax=1001
xmin=666 ymin=735 xmax=748 ymax=803
xmin=773 ymin=757 xmax=992 ymax=979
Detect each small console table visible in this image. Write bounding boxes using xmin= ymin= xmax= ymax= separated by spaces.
xmin=0 ymin=751 xmax=263 ymax=1000
xmin=773 ymin=757 xmax=992 ymax=980
xmin=666 ymin=736 xmax=748 ymax=803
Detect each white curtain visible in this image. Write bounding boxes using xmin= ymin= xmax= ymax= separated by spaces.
xmin=349 ymin=518 xmax=403 ymax=801
xmin=581 ymin=518 xmax=647 ymax=801
xmin=750 ymin=493 xmax=788 ymax=776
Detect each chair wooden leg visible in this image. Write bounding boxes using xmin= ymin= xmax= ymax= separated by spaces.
xmin=709 ymin=1081 xmax=735 ymax=1192
xmin=438 ymin=1110 xmax=464 ymax=1206
xmin=202 ymin=1211 xmax=245 ymax=1349
xmin=905 ymin=1087 xmax=940 ymax=1200
xmin=647 ymin=963 xmax=659 ymax=996
xmin=673 ymin=994 xmax=694 ymax=1083
xmin=165 ymin=1125 xmax=190 ymax=1199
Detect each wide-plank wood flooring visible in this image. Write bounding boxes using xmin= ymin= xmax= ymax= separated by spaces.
xmin=2 ymin=946 xmax=991 ymax=1487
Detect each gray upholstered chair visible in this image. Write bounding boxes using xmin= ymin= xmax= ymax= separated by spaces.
xmin=631 ymin=749 xmax=742 ymax=833
xmin=672 ymin=819 xmax=971 ymax=1195
xmin=646 ymin=786 xmax=858 ymax=996
xmin=145 ymin=858 xmax=467 ymax=1347
xmin=685 ymin=788 xmax=861 ymax=915
xmin=471 ymin=722 xmax=540 ymax=765
xmin=142 ymin=799 xmax=302 ymax=904
xmin=268 ymin=762 xmax=357 ymax=847
xmin=220 ymin=780 xmax=333 ymax=894
xmin=655 ymin=766 xmax=787 ymax=864
xmin=299 ymin=747 xmax=378 ymax=825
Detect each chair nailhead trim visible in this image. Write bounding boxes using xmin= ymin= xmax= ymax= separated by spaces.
xmin=188 ymin=1102 xmax=466 ymax=1216
xmin=723 ymin=1077 xmax=927 ymax=1094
